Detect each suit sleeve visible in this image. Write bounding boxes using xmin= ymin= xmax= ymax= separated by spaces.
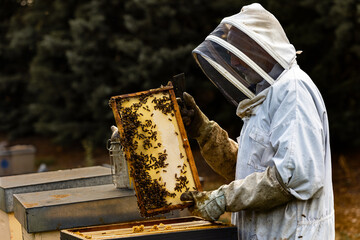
xmin=268 ymin=78 xmax=326 ymax=200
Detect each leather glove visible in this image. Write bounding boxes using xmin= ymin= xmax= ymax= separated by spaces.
xmin=181 ymin=166 xmax=294 ymax=221
xmin=178 ymin=92 xmax=237 ymax=180
xmin=177 ymin=92 xmax=210 ymax=139
xmin=180 ymin=189 xmax=226 ymax=221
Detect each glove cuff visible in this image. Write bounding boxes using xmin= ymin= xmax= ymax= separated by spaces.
xmin=195 ymin=119 xmax=214 ymax=143
xmin=203 ymin=189 xmax=226 ymax=221
xmin=187 ymin=111 xmax=210 ymax=139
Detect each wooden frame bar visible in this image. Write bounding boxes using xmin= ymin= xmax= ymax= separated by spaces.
xmin=109 ymin=83 xmax=202 ymax=217
xmin=61 ymin=216 xmax=237 ymax=240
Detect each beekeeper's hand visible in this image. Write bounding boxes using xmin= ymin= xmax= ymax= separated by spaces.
xmin=177 ymin=92 xmax=210 ymax=139
xmin=180 ymin=189 xmax=225 ymax=221
xmin=181 ymin=166 xmax=295 ymax=221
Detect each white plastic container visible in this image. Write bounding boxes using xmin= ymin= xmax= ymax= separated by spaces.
xmin=0 ymin=145 xmax=36 ymax=176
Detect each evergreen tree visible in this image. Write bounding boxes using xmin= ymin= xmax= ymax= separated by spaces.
xmin=30 ymin=0 xmax=107 ymax=145
xmin=314 ymin=0 xmax=360 ymax=149
xmin=1 ymin=0 xmax=359 ymax=151
xmin=0 ymin=1 xmax=36 ymax=137
xmin=267 ymin=0 xmax=360 ymax=150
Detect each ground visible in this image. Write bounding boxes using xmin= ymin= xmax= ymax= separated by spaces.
xmin=2 ymin=136 xmax=360 ymax=239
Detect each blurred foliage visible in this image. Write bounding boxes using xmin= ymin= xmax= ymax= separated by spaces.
xmin=0 ymin=0 xmax=359 ymax=152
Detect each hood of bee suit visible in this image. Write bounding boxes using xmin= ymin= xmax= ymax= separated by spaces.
xmin=192 ymin=3 xmax=297 ymax=106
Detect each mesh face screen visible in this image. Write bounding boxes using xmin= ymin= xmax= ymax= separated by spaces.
xmin=193 ymin=22 xmax=285 ymax=105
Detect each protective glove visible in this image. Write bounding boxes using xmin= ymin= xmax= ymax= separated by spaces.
xmin=178 ymin=92 xmax=238 ymax=181
xmin=219 ymin=166 xmax=294 ymax=212
xmin=181 ymin=166 xmax=294 ymax=220
xmin=180 ymin=189 xmax=226 ymax=221
xmin=177 ymin=92 xmax=210 ymax=139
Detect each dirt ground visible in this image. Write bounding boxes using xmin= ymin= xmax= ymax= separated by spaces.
xmin=2 ymin=136 xmax=360 ymax=239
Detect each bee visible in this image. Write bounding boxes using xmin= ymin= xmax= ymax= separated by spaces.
xmin=116 ymin=91 xmax=186 ymax=216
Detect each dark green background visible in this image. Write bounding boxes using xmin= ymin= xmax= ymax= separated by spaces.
xmin=1 ymin=0 xmax=359 ymax=153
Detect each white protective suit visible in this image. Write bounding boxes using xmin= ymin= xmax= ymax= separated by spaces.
xmin=188 ymin=3 xmax=335 ymax=240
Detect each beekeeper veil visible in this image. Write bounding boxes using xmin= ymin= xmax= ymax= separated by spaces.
xmin=193 ymin=3 xmax=297 ymax=106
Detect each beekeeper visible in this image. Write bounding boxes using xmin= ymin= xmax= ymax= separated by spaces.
xmin=180 ymin=3 xmax=335 ymax=239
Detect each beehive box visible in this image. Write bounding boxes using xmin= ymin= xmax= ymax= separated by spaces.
xmin=60 ymin=216 xmax=237 ymax=240
xmin=109 ymin=84 xmax=202 ymax=217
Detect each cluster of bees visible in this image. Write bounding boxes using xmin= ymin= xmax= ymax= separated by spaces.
xmin=115 ymin=91 xmax=190 ymax=217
